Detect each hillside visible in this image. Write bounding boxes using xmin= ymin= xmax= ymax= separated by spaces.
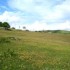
xmin=36 ymin=30 xmax=70 ymax=34
xmin=0 ymin=29 xmax=70 ymax=70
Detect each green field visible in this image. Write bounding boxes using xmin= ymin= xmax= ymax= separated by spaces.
xmin=0 ymin=29 xmax=70 ymax=70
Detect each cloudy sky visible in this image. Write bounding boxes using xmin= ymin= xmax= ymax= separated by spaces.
xmin=0 ymin=0 xmax=70 ymax=31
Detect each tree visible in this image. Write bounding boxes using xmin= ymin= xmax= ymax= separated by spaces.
xmin=0 ymin=22 xmax=2 ymax=27
xmin=23 ymin=26 xmax=26 ymax=30
xmin=12 ymin=27 xmax=15 ymax=29
xmin=2 ymin=22 xmax=10 ymax=30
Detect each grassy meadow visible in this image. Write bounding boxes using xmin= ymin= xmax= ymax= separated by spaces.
xmin=0 ymin=29 xmax=70 ymax=70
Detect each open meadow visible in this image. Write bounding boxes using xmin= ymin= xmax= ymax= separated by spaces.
xmin=0 ymin=29 xmax=70 ymax=70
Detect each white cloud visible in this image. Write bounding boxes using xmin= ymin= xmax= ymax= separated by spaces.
xmin=36 ymin=0 xmax=70 ymax=22
xmin=23 ymin=21 xmax=48 ymax=31
xmin=0 ymin=11 xmax=70 ymax=31
xmin=22 ymin=20 xmax=70 ymax=31
xmin=8 ymin=0 xmax=70 ymax=22
xmin=0 ymin=11 xmax=19 ymax=22
xmin=0 ymin=0 xmax=70 ymax=31
xmin=47 ymin=20 xmax=70 ymax=30
xmin=0 ymin=11 xmax=25 ymax=29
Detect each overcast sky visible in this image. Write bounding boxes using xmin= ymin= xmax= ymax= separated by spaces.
xmin=0 ymin=0 xmax=70 ymax=31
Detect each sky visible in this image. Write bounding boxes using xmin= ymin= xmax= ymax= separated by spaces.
xmin=0 ymin=0 xmax=70 ymax=31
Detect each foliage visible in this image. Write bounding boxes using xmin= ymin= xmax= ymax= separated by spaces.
xmin=12 ymin=27 xmax=15 ymax=29
xmin=0 ymin=22 xmax=3 ymax=27
xmin=2 ymin=22 xmax=10 ymax=30
xmin=0 ymin=21 xmax=10 ymax=30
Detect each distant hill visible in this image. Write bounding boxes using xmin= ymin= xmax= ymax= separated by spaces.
xmin=0 ymin=27 xmax=70 ymax=34
xmin=46 ymin=30 xmax=70 ymax=34
xmin=36 ymin=30 xmax=70 ymax=34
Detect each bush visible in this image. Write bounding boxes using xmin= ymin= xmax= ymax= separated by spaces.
xmin=0 ymin=22 xmax=10 ymax=30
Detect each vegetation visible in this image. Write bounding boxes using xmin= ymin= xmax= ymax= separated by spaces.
xmin=36 ymin=30 xmax=70 ymax=34
xmin=46 ymin=30 xmax=70 ymax=34
xmin=0 ymin=29 xmax=70 ymax=70
xmin=0 ymin=22 xmax=3 ymax=27
xmin=12 ymin=27 xmax=15 ymax=29
xmin=0 ymin=21 xmax=10 ymax=30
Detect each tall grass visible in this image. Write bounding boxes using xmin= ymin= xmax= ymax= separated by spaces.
xmin=0 ymin=30 xmax=70 ymax=70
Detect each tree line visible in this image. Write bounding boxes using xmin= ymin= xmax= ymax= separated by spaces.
xmin=0 ymin=22 xmax=10 ymax=30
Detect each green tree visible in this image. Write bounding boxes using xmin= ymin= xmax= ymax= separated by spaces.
xmin=0 ymin=22 xmax=3 ymax=27
xmin=23 ymin=26 xmax=26 ymax=30
xmin=2 ymin=22 xmax=10 ymax=30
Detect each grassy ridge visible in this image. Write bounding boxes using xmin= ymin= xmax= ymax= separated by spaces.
xmin=0 ymin=29 xmax=70 ymax=70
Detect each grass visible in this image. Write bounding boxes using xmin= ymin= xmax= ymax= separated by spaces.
xmin=0 ymin=29 xmax=70 ymax=70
